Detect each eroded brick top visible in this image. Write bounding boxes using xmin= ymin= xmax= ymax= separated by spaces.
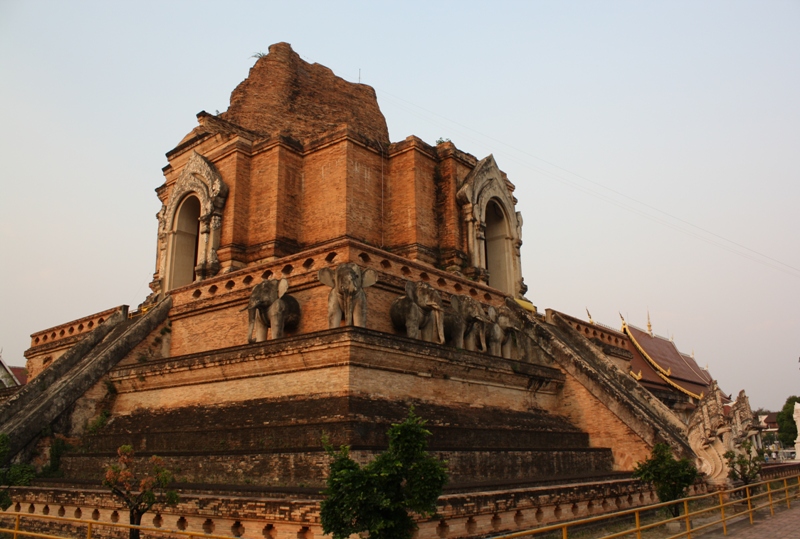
xmin=219 ymin=42 xmax=390 ymax=145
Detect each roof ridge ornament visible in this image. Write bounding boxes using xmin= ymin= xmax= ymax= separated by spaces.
xmin=586 ymin=307 xmax=594 ymax=325
xmin=647 ymin=310 xmax=653 ymax=336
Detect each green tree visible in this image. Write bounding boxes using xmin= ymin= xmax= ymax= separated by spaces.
xmin=321 ymin=409 xmax=448 ymax=539
xmin=723 ymin=439 xmax=764 ymax=486
xmin=777 ymin=396 xmax=800 ymax=447
xmin=103 ymin=445 xmax=178 ymax=539
xmin=633 ymin=443 xmax=699 ymax=518
xmin=762 ymin=432 xmax=776 ymax=447
xmin=0 ymin=433 xmax=36 ymax=510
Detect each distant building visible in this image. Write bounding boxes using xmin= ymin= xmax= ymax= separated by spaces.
xmin=0 ymin=356 xmax=24 ymax=388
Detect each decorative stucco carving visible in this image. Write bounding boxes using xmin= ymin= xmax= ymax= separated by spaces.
xmin=157 ymin=152 xmax=229 ymax=292
xmin=456 ymin=155 xmax=526 ymax=297
xmin=687 ymin=381 xmax=729 ymax=485
xmin=688 ymin=384 xmax=759 ymax=486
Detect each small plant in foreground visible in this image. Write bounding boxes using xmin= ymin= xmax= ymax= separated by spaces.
xmin=633 ymin=443 xmax=698 ymax=518
xmin=724 ymin=439 xmax=765 ymax=486
xmin=104 ymin=445 xmax=178 ymax=539
xmin=321 ymin=409 xmax=448 ymax=539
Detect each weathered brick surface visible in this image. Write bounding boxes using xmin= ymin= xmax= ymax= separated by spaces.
xmin=7 ymin=43 xmax=706 ymax=539
xmin=221 ymin=42 xmax=389 ymax=146
xmin=106 ymin=327 xmax=563 ymax=415
xmin=3 ymin=477 xmax=688 ymax=539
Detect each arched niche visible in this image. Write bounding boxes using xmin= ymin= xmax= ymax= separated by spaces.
xmin=484 ymin=199 xmax=513 ymax=293
xmin=456 ymin=154 xmax=526 ymax=297
xmin=167 ymin=195 xmax=201 ymax=290
xmin=157 ymin=151 xmax=228 ymax=293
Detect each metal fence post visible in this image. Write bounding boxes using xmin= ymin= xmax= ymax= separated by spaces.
xmin=718 ymin=491 xmax=727 ymax=536
xmin=767 ymin=481 xmax=774 ymax=516
xmin=635 ymin=510 xmax=642 ymax=539
xmin=745 ymin=486 xmax=753 ymax=525
xmin=13 ymin=514 xmax=20 ymax=539
xmin=86 ymin=521 xmax=92 ymax=539
xmin=785 ymin=478 xmax=791 ymax=509
xmin=684 ymin=499 xmax=692 ymax=539
xmin=561 ymin=524 xmax=568 ymax=539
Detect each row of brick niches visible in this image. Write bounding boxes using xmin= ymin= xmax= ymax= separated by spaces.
xmin=4 ymin=478 xmax=703 ymax=539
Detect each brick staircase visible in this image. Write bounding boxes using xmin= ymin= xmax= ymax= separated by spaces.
xmin=0 ymin=297 xmax=172 ymax=463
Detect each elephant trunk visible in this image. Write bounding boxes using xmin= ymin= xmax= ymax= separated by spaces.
xmin=342 ymin=292 xmax=353 ymax=326
xmin=430 ymin=304 xmax=444 ymax=344
xmin=476 ymin=318 xmax=488 ymax=352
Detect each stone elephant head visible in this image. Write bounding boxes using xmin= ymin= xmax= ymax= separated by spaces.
xmin=318 ymin=263 xmax=378 ymax=328
xmin=484 ymin=305 xmax=506 ymax=357
xmin=390 ymin=280 xmax=444 ymax=344
xmin=444 ymin=294 xmax=489 ymax=352
xmin=241 ymin=277 xmax=301 ymax=342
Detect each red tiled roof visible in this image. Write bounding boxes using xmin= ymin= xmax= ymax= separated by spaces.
xmin=556 ymin=309 xmax=717 ymax=401
xmin=625 ymin=324 xmax=713 ymax=398
xmin=9 ymin=366 xmax=27 ymax=385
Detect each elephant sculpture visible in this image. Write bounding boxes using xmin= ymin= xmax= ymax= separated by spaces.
xmin=444 ymin=294 xmax=489 ymax=352
xmin=318 ymin=263 xmax=378 ymax=328
xmin=496 ymin=303 xmax=523 ymax=359
xmin=390 ymin=281 xmax=445 ymax=344
xmin=485 ymin=306 xmax=506 ymax=357
xmin=242 ymin=277 xmax=301 ymax=342
xmin=498 ymin=297 xmax=545 ymax=363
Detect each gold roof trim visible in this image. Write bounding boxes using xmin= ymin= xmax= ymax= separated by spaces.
xmin=629 ymin=370 xmax=643 ymax=381
xmin=622 ymin=322 xmax=672 ymax=377
xmin=655 ymin=370 xmax=704 ymax=400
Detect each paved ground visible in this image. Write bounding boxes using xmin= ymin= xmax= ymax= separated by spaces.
xmin=694 ymin=501 xmax=800 ymax=538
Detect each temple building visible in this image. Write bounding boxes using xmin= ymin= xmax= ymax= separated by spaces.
xmin=1 ymin=43 xmax=747 ymax=538
xmin=554 ymin=311 xmax=715 ymax=423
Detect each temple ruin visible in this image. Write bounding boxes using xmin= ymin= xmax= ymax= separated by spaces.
xmin=1 ymin=43 xmax=760 ymax=539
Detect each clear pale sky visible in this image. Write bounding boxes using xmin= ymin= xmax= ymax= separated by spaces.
xmin=1 ymin=1 xmax=798 ymax=411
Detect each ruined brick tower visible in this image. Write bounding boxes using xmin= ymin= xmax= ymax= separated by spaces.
xmin=151 ymin=41 xmax=526 ymax=300
xmin=4 ymin=43 xmax=693 ymax=539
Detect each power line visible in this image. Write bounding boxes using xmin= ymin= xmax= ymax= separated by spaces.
xmin=375 ymin=88 xmax=800 ymax=279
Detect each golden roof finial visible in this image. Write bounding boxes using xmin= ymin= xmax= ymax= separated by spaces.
xmin=692 ymin=349 xmax=695 ymax=359
xmin=647 ymin=310 xmax=653 ymax=336
xmin=586 ymin=307 xmax=594 ymax=324
xmin=619 ymin=312 xmax=626 ymax=331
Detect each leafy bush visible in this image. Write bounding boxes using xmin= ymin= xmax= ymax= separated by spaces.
xmin=87 ymin=410 xmax=111 ymax=434
xmin=0 ymin=434 xmax=36 ymax=510
xmin=777 ymin=396 xmax=800 ymax=447
xmin=724 ymin=440 xmax=765 ymax=486
xmin=633 ymin=443 xmax=698 ymax=518
xmin=321 ymin=409 xmax=448 ymax=539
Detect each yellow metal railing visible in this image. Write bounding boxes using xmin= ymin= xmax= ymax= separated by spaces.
xmin=0 ymin=511 xmax=242 ymax=539
xmin=491 ymin=473 xmax=800 ymax=539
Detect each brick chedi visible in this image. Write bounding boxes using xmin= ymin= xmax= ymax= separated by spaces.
xmin=3 ymin=43 xmax=698 ymax=539
xmin=220 ymin=42 xmax=390 ymax=145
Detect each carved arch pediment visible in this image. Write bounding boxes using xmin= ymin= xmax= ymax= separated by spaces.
xmin=457 ymin=154 xmax=517 ymax=226
xmin=456 ymin=155 xmax=526 ymax=297
xmin=157 ymin=152 xmax=229 ymax=293
xmin=160 ymin=152 xmax=228 ymax=235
